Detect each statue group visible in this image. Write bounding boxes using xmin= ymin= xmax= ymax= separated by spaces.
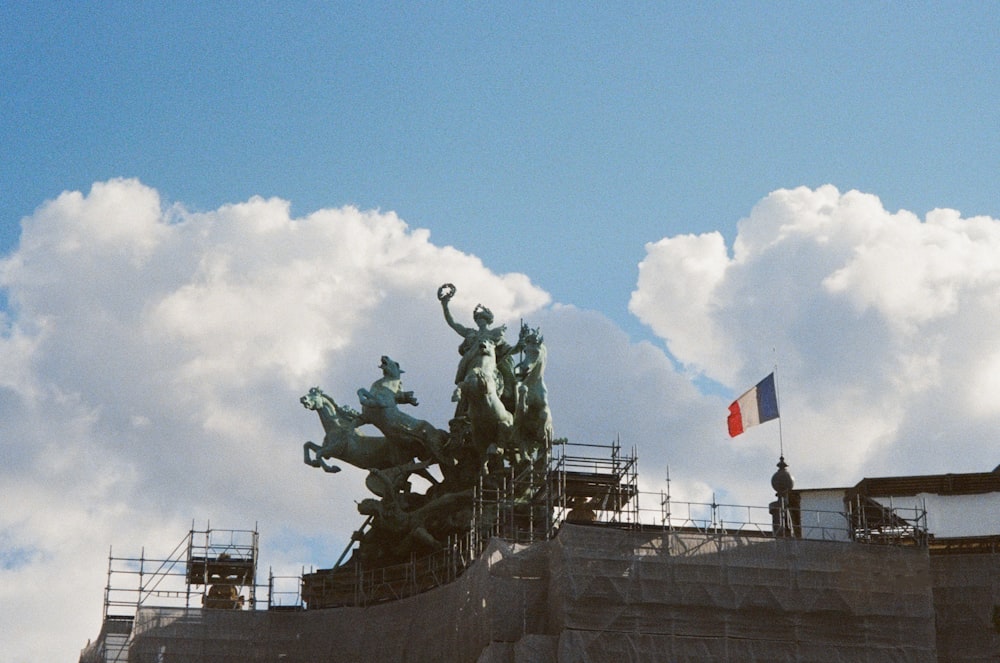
xmin=301 ymin=284 xmax=555 ymax=566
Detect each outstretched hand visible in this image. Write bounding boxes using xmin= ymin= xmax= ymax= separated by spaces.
xmin=437 ymin=283 xmax=456 ymax=302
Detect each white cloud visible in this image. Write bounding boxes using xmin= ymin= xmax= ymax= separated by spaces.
xmin=1 ymin=180 xmax=718 ymax=661
xmin=823 ymin=205 xmax=1000 ymax=331
xmin=629 ymin=231 xmax=737 ymax=381
xmin=631 ymin=184 xmax=1000 ymax=484
xmin=4 ymin=180 xmax=999 ymax=660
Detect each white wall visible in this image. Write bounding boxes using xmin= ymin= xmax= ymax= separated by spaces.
xmin=796 ymin=489 xmax=851 ymax=541
xmin=873 ymin=492 xmax=1000 ymax=538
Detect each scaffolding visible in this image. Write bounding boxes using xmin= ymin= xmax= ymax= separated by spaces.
xmin=471 ymin=444 xmax=553 ymax=551
xmin=467 ymin=438 xmax=640 ymax=555
xmin=81 ymin=525 xmax=261 ymax=662
xmin=847 ymin=493 xmax=929 ymax=546
xmin=549 ymin=438 xmax=639 ymax=528
xmin=300 ymin=439 xmax=640 ymax=609
xmin=102 ymin=524 xmax=258 ymax=618
xmin=184 ymin=527 xmax=258 ymax=609
xmin=301 ymin=535 xmax=473 ymax=608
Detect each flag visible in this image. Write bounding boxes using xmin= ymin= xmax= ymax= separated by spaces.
xmin=727 ymin=373 xmax=779 ymax=437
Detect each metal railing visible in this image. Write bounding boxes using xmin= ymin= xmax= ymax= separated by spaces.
xmin=301 ymin=536 xmax=473 ymax=608
xmin=556 ymin=489 xmax=928 ymax=547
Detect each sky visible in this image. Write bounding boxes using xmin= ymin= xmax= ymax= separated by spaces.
xmin=2 ymin=3 xmax=1000 ymax=660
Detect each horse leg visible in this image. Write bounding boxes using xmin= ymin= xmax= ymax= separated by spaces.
xmin=304 ymin=441 xmax=342 ymax=473
xmin=319 ymin=457 xmax=342 ymax=473
xmin=303 ymin=441 xmax=321 ymax=467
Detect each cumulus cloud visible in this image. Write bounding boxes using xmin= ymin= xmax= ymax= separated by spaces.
xmin=631 ymin=184 xmax=1000 ymax=483
xmin=6 ymin=180 xmax=998 ymax=660
xmin=1 ymin=179 xmax=728 ymax=661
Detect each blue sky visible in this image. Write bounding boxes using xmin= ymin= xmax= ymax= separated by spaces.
xmin=4 ymin=4 xmax=1000 ymax=660
xmin=5 ymin=3 xmax=998 ymax=336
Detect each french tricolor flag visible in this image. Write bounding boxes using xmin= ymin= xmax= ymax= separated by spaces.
xmin=727 ymin=373 xmax=780 ymax=437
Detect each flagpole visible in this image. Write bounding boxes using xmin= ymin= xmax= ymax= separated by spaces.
xmin=773 ymin=361 xmax=784 ymax=459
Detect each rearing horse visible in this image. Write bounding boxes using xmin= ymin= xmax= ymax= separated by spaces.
xmin=515 ymin=333 xmax=554 ymax=447
xmin=456 ymin=339 xmax=513 ymax=456
xmin=300 ymin=387 xmax=429 ymax=477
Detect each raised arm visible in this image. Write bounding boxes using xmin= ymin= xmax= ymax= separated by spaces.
xmin=438 ymin=283 xmax=473 ymax=337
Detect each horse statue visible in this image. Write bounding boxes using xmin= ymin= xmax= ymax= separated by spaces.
xmin=300 ymin=387 xmax=434 ymax=484
xmin=357 ymin=356 xmax=450 ymax=464
xmin=514 ymin=329 xmax=554 ymax=460
xmin=456 ymin=339 xmax=513 ymax=456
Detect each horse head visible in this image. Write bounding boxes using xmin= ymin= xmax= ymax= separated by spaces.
xmin=300 ymin=386 xmax=326 ymax=411
xmin=302 ymin=387 xmax=361 ymax=430
xmin=475 ymin=338 xmax=497 ymax=362
xmin=516 ymin=339 xmax=546 ymax=381
xmin=461 ymin=339 xmax=500 ymax=392
xmin=379 ymin=356 xmax=403 ymax=379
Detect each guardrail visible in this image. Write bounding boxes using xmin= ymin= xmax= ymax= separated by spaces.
xmin=557 ymin=491 xmax=928 ymax=546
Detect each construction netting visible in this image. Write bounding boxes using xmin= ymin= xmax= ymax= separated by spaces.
xmin=546 ymin=525 xmax=936 ymax=663
xmin=931 ymin=552 xmax=1000 ymax=662
xmin=123 ymin=524 xmax=943 ymax=662
xmin=125 ymin=537 xmax=546 ymax=663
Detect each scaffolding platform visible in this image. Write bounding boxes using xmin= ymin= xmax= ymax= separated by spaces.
xmin=555 ymin=469 xmax=638 ymax=512
xmin=185 ymin=556 xmax=256 ymax=585
xmin=549 ymin=439 xmax=638 ymax=526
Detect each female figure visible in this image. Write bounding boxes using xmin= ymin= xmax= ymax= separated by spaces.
xmin=438 ymin=283 xmax=523 ymax=413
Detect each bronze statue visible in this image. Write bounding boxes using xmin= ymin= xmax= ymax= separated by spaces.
xmin=438 ymin=283 xmax=523 ymax=413
xmin=300 ymin=387 xmax=435 ymax=485
xmin=300 ymin=283 xmax=557 ymax=566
